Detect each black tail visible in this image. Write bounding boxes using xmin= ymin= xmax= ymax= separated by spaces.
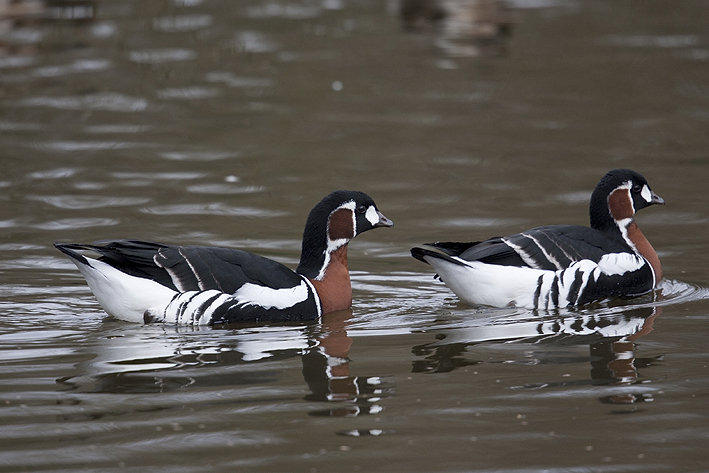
xmin=410 ymin=244 xmax=472 ymax=267
xmin=55 ymin=240 xmax=172 ymax=282
xmin=54 ymin=242 xmax=93 ymax=266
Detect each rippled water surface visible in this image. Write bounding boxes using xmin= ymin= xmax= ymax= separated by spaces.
xmin=2 ymin=1 xmax=709 ymax=472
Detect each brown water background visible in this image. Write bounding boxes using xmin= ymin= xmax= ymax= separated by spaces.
xmin=1 ymin=1 xmax=709 ymax=472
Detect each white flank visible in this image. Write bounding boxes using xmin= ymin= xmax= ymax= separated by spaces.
xmin=233 ymin=279 xmax=311 ymax=310
xmin=596 ymin=253 xmax=645 ymax=277
xmin=157 ymin=279 xmax=315 ymax=325
xmin=425 ymin=255 xmax=644 ymax=310
xmin=424 ymin=256 xmax=545 ymax=308
xmin=70 ymin=257 xmax=177 ymax=323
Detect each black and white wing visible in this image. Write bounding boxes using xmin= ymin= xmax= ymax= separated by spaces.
xmin=58 ymin=240 xmax=304 ymax=293
xmin=429 ymin=225 xmax=632 ymax=270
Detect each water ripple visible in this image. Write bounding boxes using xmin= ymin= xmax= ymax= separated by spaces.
xmin=152 ymin=14 xmax=213 ymax=32
xmin=439 ymin=217 xmax=527 ymax=228
xmin=35 ymin=141 xmax=148 ymax=152
xmin=603 ymin=34 xmax=699 ymax=48
xmin=31 ymin=218 xmax=120 ymax=230
xmin=246 ymin=4 xmax=322 ymax=19
xmin=0 ymin=121 xmax=42 ymax=131
xmin=233 ymin=31 xmax=280 ymax=54
xmin=160 ymin=150 xmax=240 ymax=161
xmin=0 ymin=55 xmax=36 ymax=68
xmin=33 ymin=59 xmax=111 ymax=78
xmin=84 ymin=124 xmax=151 ymax=134
xmin=28 ymin=168 xmax=79 ymax=179
xmin=111 ymin=172 xmax=205 ymax=180
xmin=18 ymin=92 xmax=148 ymax=112
xmin=141 ymin=203 xmax=288 ymax=217
xmin=187 ymin=184 xmax=264 ymax=195
xmin=205 ymin=72 xmax=274 ymax=88
xmin=157 ymin=87 xmax=221 ymax=100
xmin=30 ymin=195 xmax=150 ymax=210
xmin=128 ymin=48 xmax=197 ymax=64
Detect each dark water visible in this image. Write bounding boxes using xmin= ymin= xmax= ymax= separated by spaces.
xmin=2 ymin=1 xmax=709 ymax=471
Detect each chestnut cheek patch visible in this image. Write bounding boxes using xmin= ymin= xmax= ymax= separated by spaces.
xmin=328 ymin=208 xmax=354 ymax=241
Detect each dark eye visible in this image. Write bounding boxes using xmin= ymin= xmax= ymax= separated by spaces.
xmin=632 ymin=184 xmax=642 ymax=193
xmin=356 ymin=205 xmax=366 ymax=214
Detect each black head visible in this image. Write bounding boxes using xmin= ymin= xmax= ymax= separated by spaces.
xmin=589 ymin=169 xmax=664 ymax=232
xmin=296 ymin=190 xmax=393 ymax=279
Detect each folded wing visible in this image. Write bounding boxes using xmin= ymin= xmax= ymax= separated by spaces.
xmin=425 ymin=225 xmax=631 ymax=270
xmin=57 ymin=240 xmax=304 ymax=294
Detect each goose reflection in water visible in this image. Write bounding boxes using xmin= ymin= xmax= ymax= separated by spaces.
xmin=0 ymin=0 xmax=95 ymax=54
xmin=302 ymin=310 xmax=394 ymax=417
xmin=394 ymin=0 xmax=514 ymax=57
xmin=412 ymin=305 xmax=663 ymax=405
xmin=58 ymin=310 xmax=393 ymax=418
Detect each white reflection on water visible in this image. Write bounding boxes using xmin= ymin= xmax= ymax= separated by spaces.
xmin=439 ymin=217 xmax=527 ymax=228
xmin=603 ymin=34 xmax=699 ymax=48
xmin=0 ymin=121 xmax=42 ymax=131
xmin=19 ymin=93 xmax=148 ymax=112
xmin=33 ymin=59 xmax=111 ymax=78
xmin=28 ymin=168 xmax=78 ymax=179
xmin=0 ymin=219 xmax=19 ymax=229
xmin=30 ymin=195 xmax=150 ymax=210
xmin=188 ymin=184 xmax=264 ymax=195
xmin=90 ymin=21 xmax=117 ymax=38
xmin=141 ymin=203 xmax=288 ymax=217
xmin=159 ymin=150 xmax=240 ymax=161
xmin=424 ymin=308 xmax=657 ymax=346
xmin=31 ymin=218 xmax=120 ymax=230
xmin=157 ymin=87 xmax=221 ymax=100
xmin=246 ymin=4 xmax=322 ymax=19
xmin=551 ymin=191 xmax=592 ymax=204
xmin=0 ymin=55 xmax=36 ymax=68
xmin=84 ymin=124 xmax=151 ymax=134
xmin=34 ymin=141 xmax=149 ymax=151
xmin=205 ymin=72 xmax=274 ymax=88
xmin=111 ymin=172 xmax=205 ymax=180
xmin=128 ymin=48 xmax=197 ymax=64
xmin=233 ymin=31 xmax=280 ymax=54
xmin=0 ymin=256 xmax=75 ymax=270
xmin=152 ymin=14 xmax=213 ymax=32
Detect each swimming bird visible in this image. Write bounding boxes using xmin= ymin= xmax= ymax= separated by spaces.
xmin=411 ymin=169 xmax=664 ymax=309
xmin=56 ymin=190 xmax=393 ymax=325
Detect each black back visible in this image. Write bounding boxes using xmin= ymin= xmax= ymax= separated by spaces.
xmin=56 ymin=240 xmax=304 ymax=293
xmin=423 ymin=224 xmax=632 ymax=269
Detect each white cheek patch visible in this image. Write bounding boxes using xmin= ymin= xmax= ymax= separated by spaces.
xmin=641 ymin=185 xmax=652 ymax=203
xmin=365 ymin=205 xmax=379 ymax=226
